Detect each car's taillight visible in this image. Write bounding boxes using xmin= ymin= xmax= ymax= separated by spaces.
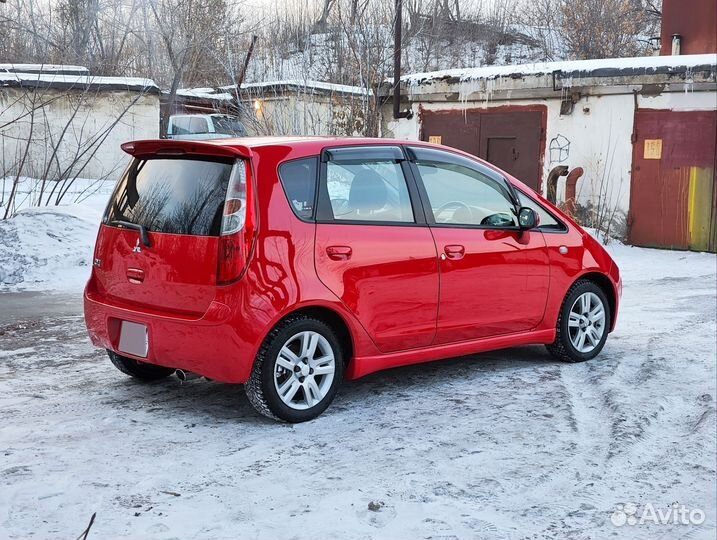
xmin=217 ymin=160 xmax=254 ymax=284
xmin=221 ymin=163 xmax=247 ymax=235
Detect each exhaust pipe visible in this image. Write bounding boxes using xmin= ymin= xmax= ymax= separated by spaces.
xmin=175 ymin=369 xmax=200 ymax=383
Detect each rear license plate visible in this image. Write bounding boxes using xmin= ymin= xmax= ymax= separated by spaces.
xmin=118 ymin=321 xmax=148 ymax=358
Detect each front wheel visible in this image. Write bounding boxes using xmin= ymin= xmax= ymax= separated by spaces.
xmin=546 ymin=280 xmax=611 ymax=363
xmin=107 ymin=350 xmax=175 ymax=381
xmin=245 ymin=316 xmax=344 ymax=422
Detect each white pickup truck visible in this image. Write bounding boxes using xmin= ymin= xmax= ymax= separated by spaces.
xmin=166 ymin=114 xmax=247 ymax=140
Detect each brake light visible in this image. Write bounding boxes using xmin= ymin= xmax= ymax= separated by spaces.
xmin=217 ymin=160 xmax=254 ymax=284
xmin=221 ymin=162 xmax=247 ymax=235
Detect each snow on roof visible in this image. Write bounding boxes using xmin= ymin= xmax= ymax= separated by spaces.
xmin=174 ymin=80 xmax=372 ymax=102
xmin=400 ymin=53 xmax=717 ymax=85
xmin=175 ymin=87 xmax=234 ymax=101
xmin=0 ymin=71 xmax=159 ymax=93
xmin=0 ymin=63 xmax=90 ymax=75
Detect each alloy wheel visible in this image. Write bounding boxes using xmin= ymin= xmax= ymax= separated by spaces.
xmin=273 ymin=331 xmax=336 ymax=410
xmin=567 ymin=291 xmax=606 ymax=353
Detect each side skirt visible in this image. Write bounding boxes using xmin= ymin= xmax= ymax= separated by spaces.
xmin=346 ymin=328 xmax=556 ymax=380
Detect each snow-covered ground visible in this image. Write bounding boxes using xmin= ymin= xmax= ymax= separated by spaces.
xmin=0 ymin=201 xmax=715 ymax=539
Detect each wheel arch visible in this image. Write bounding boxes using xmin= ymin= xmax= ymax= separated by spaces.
xmin=261 ymin=305 xmax=355 ymax=367
xmin=574 ymin=271 xmax=618 ymax=332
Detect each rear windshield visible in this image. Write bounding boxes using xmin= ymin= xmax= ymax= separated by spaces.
xmin=105 ymin=158 xmax=233 ymax=236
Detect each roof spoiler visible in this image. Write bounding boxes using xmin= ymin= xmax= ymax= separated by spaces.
xmin=121 ymin=139 xmax=252 ymax=160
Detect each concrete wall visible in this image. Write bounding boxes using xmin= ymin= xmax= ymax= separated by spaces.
xmin=380 ymin=88 xmax=717 ymax=236
xmin=0 ymin=87 xmax=158 ymax=182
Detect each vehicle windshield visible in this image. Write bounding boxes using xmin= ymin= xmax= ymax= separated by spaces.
xmin=212 ymin=115 xmax=247 ymax=136
xmin=105 ymin=158 xmax=234 ymax=236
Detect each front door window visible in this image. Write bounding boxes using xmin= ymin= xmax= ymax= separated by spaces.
xmin=417 ymin=161 xmax=517 ymax=227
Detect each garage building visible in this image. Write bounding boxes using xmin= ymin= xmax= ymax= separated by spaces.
xmin=380 ymin=54 xmax=717 ymax=252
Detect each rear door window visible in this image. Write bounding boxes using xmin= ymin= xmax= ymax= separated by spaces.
xmin=324 ymin=160 xmax=414 ymax=223
xmin=169 ymin=117 xmax=190 ymax=135
xmin=169 ymin=116 xmax=209 ymax=135
xmin=278 ymin=157 xmax=317 ymax=219
xmin=105 ymin=158 xmax=235 ymax=236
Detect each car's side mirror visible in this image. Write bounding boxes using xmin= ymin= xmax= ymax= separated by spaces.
xmin=518 ymin=207 xmax=539 ymax=230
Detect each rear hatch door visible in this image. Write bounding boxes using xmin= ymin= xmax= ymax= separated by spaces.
xmin=94 ymin=156 xmax=238 ymax=315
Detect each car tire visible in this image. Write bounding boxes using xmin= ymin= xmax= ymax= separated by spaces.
xmin=546 ymin=279 xmax=611 ymax=363
xmin=245 ymin=315 xmax=344 ymax=422
xmin=107 ymin=350 xmax=175 ymax=381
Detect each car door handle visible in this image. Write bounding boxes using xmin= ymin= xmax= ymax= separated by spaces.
xmin=326 ymin=245 xmax=352 ymax=261
xmin=126 ymin=267 xmax=145 ymax=284
xmin=443 ymin=244 xmax=465 ymax=260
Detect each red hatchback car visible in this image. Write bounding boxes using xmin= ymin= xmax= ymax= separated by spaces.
xmin=84 ymin=137 xmax=621 ymax=422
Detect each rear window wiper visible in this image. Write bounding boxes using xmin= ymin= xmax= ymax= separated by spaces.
xmin=110 ymin=219 xmax=151 ymax=248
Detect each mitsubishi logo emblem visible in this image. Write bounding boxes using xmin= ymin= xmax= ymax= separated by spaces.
xmin=132 ymin=239 xmax=142 ymax=253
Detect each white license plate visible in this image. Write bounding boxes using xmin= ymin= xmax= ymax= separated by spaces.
xmin=118 ymin=321 xmax=148 ymax=358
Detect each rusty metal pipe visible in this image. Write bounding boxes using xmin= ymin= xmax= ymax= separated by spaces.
xmin=565 ymin=167 xmax=585 ymax=217
xmin=546 ymin=166 xmax=569 ymax=204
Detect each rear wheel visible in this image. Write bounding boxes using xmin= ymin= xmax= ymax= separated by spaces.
xmin=546 ymin=280 xmax=611 ymax=363
xmin=245 ymin=316 xmax=344 ymax=422
xmin=107 ymin=350 xmax=175 ymax=381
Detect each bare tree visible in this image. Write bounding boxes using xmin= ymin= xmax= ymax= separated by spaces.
xmin=57 ymin=0 xmax=100 ymax=66
xmin=519 ymin=0 xmax=563 ymax=61
xmin=560 ymin=0 xmax=656 ymax=59
xmin=147 ymin=0 xmax=244 ymax=135
xmin=315 ymin=0 xmax=336 ymax=30
xmin=1 ymin=79 xmax=151 ymax=219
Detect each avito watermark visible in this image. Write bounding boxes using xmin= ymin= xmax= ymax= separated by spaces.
xmin=611 ymin=502 xmax=705 ymax=527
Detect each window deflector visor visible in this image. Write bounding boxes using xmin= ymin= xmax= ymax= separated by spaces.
xmin=323 ymin=146 xmax=404 ymax=163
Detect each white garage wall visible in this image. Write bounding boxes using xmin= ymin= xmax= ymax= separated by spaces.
xmin=247 ymin=95 xmax=335 ymax=135
xmin=0 ymin=88 xmax=159 ymax=182
xmin=381 ymin=88 xmax=716 ymax=233
xmin=244 ymin=93 xmax=367 ymax=137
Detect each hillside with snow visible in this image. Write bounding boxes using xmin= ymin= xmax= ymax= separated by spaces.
xmin=241 ymin=24 xmax=561 ymax=89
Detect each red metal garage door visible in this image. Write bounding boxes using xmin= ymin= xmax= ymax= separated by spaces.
xmin=420 ymin=106 xmax=546 ymax=191
xmin=629 ymin=110 xmax=717 ymax=252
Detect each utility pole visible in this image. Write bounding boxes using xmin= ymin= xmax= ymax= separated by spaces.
xmin=393 ymin=0 xmax=411 ymax=119
xmin=236 ymin=35 xmax=258 ymax=88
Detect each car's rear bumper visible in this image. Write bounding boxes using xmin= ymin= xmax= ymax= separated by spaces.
xmin=84 ymin=283 xmax=253 ymax=383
